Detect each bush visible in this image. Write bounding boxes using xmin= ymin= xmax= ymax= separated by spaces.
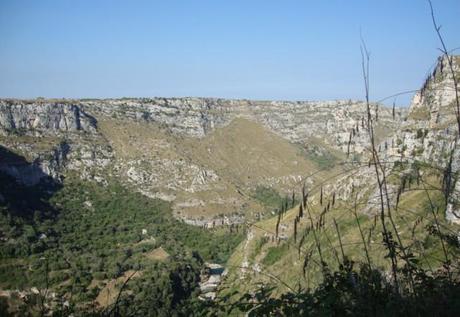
xmin=262 ymin=243 xmax=289 ymax=266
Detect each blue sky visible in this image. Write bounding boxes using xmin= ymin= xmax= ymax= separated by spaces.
xmin=0 ymin=0 xmax=459 ymax=105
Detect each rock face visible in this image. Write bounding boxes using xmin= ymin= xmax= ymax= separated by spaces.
xmin=80 ymin=98 xmax=403 ymax=154
xmin=0 ymin=100 xmax=110 ymax=186
xmin=401 ymin=55 xmax=460 ymax=223
xmin=0 ymin=98 xmax=403 ymax=160
xmin=400 ymin=56 xmax=459 ymax=160
xmin=0 ymin=141 xmax=69 ymax=186
xmin=0 ymin=100 xmax=97 ymax=135
xmin=199 ymin=263 xmax=225 ymax=301
xmin=348 ymin=55 xmax=460 ymax=221
xmin=0 ymin=97 xmax=403 ymax=223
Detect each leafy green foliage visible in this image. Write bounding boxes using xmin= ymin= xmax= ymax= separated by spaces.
xmin=0 ymin=175 xmax=243 ymax=315
xmin=116 ymin=258 xmax=204 ymax=316
xmin=262 ymin=243 xmax=289 ymax=266
xmin=252 ymin=186 xmax=286 ymax=209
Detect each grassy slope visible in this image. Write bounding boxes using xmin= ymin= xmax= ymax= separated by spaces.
xmin=223 ymin=163 xmax=460 ymax=296
xmin=183 ymin=117 xmax=316 ymax=188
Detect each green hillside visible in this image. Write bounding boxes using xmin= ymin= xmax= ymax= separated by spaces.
xmin=0 ymin=172 xmax=243 ymax=315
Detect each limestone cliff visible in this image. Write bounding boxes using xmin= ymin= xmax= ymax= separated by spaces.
xmin=318 ymin=55 xmax=460 ymax=222
xmin=391 ymin=55 xmax=460 ymax=223
xmin=0 ymin=100 xmax=111 ymax=186
xmin=0 ymin=95 xmax=407 ymax=224
xmin=80 ymin=98 xmax=402 ymax=154
xmin=0 ymin=100 xmax=97 ymax=135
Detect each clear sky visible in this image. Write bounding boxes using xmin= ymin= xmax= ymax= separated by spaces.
xmin=0 ymin=0 xmax=459 ymax=105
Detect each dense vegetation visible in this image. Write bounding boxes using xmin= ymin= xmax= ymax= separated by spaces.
xmin=0 ymin=173 xmax=243 ymax=315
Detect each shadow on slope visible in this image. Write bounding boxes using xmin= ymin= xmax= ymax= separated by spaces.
xmin=0 ymin=145 xmax=61 ymax=220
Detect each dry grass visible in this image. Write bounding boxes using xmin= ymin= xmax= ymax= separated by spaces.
xmin=98 ymin=117 xmax=326 ymax=219
xmin=144 ymin=247 xmax=170 ymax=261
xmin=224 ymin=167 xmax=458 ymax=295
xmin=95 ymin=270 xmax=142 ymax=308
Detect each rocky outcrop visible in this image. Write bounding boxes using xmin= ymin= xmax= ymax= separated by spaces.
xmin=377 ymin=55 xmax=460 ymax=222
xmin=409 ymin=55 xmax=459 ymax=129
xmin=199 ymin=263 xmax=226 ymax=301
xmin=0 ymin=140 xmax=76 ymax=186
xmin=0 ymin=97 xmax=404 ymax=162
xmin=120 ymin=159 xmax=220 ymax=194
xmin=387 ymin=56 xmax=460 ymax=167
xmin=0 ymin=99 xmax=111 ymax=186
xmin=312 ymin=56 xmax=460 ymax=220
xmin=80 ymin=98 xmax=403 ymax=154
xmin=0 ymin=100 xmax=97 ymax=135
xmin=0 ymin=98 xmax=403 ymax=163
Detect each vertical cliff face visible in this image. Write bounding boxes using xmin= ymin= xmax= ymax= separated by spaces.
xmin=403 ymin=55 xmax=460 ymax=180
xmin=367 ymin=56 xmax=460 ymax=168
xmin=408 ymin=56 xmax=460 ymax=128
xmin=0 ymin=100 xmax=111 ymax=186
xmin=0 ymin=141 xmax=71 ymax=186
xmin=378 ymin=55 xmax=460 ymax=223
xmin=0 ymin=100 xmax=97 ymax=135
